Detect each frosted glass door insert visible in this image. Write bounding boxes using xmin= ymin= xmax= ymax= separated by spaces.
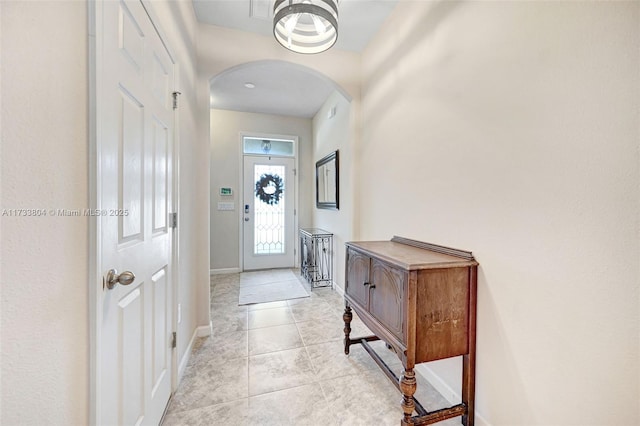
xmin=253 ymin=164 xmax=286 ymax=254
xmin=243 ymin=155 xmax=295 ymax=270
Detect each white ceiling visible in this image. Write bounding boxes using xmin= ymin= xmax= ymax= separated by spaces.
xmin=210 ymin=61 xmax=339 ymax=118
xmin=195 ymin=0 xmax=398 ymax=117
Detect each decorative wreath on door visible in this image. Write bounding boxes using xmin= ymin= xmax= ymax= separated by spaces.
xmin=255 ymin=173 xmax=283 ymax=205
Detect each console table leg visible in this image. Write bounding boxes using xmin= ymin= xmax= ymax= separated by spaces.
xmin=462 ymin=353 xmax=475 ymax=426
xmin=400 ymin=368 xmax=417 ymax=425
xmin=343 ymin=304 xmax=353 ymax=355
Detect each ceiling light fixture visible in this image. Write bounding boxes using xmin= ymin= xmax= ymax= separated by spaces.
xmin=244 ymin=82 xmax=256 ymax=89
xmin=273 ymin=0 xmax=338 ymax=54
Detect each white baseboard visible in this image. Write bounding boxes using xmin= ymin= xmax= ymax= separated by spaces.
xmin=210 ymin=268 xmax=240 ymax=275
xmin=333 ymin=282 xmax=345 ymax=296
xmin=197 ymin=322 xmax=212 ymax=337
xmin=416 ymin=364 xmax=492 ymax=426
xmin=177 ymin=328 xmax=198 ymax=382
xmin=177 ymin=322 xmax=213 ymax=382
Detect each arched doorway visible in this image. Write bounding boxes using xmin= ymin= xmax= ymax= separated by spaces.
xmin=207 ymin=60 xmax=351 ymax=274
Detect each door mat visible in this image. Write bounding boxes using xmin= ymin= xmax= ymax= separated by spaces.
xmin=238 ymin=269 xmax=310 ymax=306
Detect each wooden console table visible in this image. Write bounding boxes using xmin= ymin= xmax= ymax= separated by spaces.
xmin=343 ymin=236 xmax=478 ymax=426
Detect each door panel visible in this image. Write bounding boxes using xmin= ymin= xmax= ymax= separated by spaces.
xmin=98 ymin=1 xmax=174 ymax=425
xmin=151 ymin=53 xmax=170 ymax=106
xmin=119 ymin=88 xmax=144 ymax=241
xmin=152 ymin=116 xmax=169 ymax=232
xmin=345 ymin=249 xmax=370 ymax=308
xmin=119 ymin=287 xmax=144 ymax=426
xmin=243 ymin=156 xmax=295 ymax=270
xmin=151 ymin=268 xmax=168 ymax=395
xmin=369 ymin=259 xmax=405 ymax=340
xmin=119 ymin=3 xmax=145 ymax=71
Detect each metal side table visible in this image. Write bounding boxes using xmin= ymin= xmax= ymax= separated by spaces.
xmin=299 ymin=228 xmax=333 ymax=289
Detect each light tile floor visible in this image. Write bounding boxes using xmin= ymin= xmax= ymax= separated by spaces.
xmin=162 ymin=270 xmax=460 ymax=426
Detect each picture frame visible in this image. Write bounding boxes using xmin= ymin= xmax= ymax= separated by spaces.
xmin=316 ymin=150 xmax=339 ymax=210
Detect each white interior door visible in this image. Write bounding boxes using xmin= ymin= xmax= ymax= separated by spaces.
xmin=243 ymin=156 xmax=295 ymax=270
xmin=97 ymin=1 xmax=174 ymax=424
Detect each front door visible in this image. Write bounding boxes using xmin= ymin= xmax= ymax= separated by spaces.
xmin=96 ymin=1 xmax=174 ymax=424
xmin=243 ymin=155 xmax=295 ymax=270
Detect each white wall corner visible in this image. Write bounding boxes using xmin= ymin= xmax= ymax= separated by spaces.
xmin=333 ymin=282 xmax=345 ymax=297
xmin=197 ymin=322 xmax=213 ymax=337
xmin=415 ymin=365 xmax=492 ymax=426
xmin=177 ymin=323 xmax=213 ymax=382
xmin=177 ymin=327 xmax=198 ymax=383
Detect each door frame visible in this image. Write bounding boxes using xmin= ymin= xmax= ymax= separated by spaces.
xmin=88 ymin=1 xmax=180 ymax=424
xmin=238 ymin=132 xmax=299 ymax=272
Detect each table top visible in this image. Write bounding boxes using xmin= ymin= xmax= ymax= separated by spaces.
xmin=346 ymin=237 xmax=477 ymax=270
xmin=300 ymin=228 xmax=333 ymax=236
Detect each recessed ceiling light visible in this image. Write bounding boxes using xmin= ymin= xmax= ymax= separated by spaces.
xmin=244 ymin=82 xmax=256 ymax=89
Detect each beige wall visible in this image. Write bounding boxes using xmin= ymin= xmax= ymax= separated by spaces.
xmin=0 ymin=1 xmax=208 ymax=424
xmin=209 ymin=109 xmax=313 ymax=270
xmin=361 ymin=1 xmax=640 ymax=424
xmin=312 ymin=91 xmax=354 ymax=289
xmin=1 ymin=2 xmax=89 ymax=424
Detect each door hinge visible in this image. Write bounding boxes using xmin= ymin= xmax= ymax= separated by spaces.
xmin=171 ymin=332 xmax=177 ymax=349
xmin=293 ymin=168 xmax=297 ymax=176
xmin=172 ymin=91 xmax=181 ymax=110
xmin=169 ymin=212 xmax=177 ymax=229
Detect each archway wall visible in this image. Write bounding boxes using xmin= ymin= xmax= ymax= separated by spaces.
xmin=198 ymin=23 xmax=359 ymax=102
xmin=199 ymin=23 xmax=361 ymax=284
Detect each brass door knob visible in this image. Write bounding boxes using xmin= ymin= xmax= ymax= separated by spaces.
xmin=105 ymin=269 xmax=136 ymax=290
